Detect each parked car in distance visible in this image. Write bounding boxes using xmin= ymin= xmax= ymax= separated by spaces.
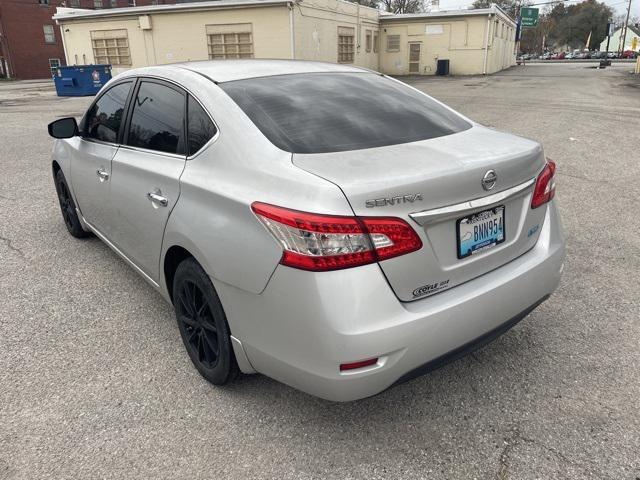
xmin=607 ymin=52 xmax=617 ymax=59
xmin=47 ymin=60 xmax=566 ymax=402
xmin=622 ymin=50 xmax=638 ymax=59
xmin=565 ymin=52 xmax=574 ymax=59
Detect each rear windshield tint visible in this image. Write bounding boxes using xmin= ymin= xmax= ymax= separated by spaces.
xmin=220 ymin=72 xmax=471 ymax=154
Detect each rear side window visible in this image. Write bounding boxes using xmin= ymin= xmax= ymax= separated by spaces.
xmin=220 ymin=72 xmax=471 ymax=153
xmin=187 ymin=95 xmax=217 ymax=156
xmin=84 ymin=81 xmax=131 ymax=143
xmin=127 ymin=81 xmax=186 ymax=155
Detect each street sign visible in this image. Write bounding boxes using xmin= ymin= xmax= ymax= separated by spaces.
xmin=520 ymin=7 xmax=539 ymax=28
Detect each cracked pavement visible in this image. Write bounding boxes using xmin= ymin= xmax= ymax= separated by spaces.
xmin=1 ymin=63 xmax=639 ymax=479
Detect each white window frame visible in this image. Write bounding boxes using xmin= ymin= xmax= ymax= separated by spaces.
xmin=43 ymin=25 xmax=55 ymax=44
xmin=91 ymin=29 xmax=131 ymax=66
xmin=337 ymin=26 xmax=355 ymax=64
xmin=386 ymin=34 xmax=400 ymax=52
xmin=49 ymin=58 xmax=61 ymax=76
xmin=206 ymin=24 xmax=254 ymax=60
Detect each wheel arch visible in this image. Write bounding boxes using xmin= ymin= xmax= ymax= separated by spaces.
xmin=163 ymin=244 xmax=194 ymax=303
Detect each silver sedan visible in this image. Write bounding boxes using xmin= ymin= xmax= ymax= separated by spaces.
xmin=48 ymin=60 xmax=565 ymax=401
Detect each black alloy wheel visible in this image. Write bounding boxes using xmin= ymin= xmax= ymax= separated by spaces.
xmin=173 ymin=257 xmax=239 ymax=385
xmin=54 ymin=169 xmax=91 ymax=238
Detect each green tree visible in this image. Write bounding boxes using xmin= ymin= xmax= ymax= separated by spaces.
xmin=555 ymin=0 xmax=612 ymax=49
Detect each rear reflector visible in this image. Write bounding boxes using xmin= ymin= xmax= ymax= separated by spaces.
xmin=251 ymin=202 xmax=422 ymax=272
xmin=531 ymin=160 xmax=556 ymax=209
xmin=340 ymin=358 xmax=378 ymax=371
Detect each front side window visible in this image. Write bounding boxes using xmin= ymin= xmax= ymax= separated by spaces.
xmin=83 ymin=81 xmax=132 ymax=143
xmin=221 ymin=73 xmax=471 ymax=154
xmin=91 ymin=29 xmax=130 ymax=66
xmin=337 ymin=26 xmax=355 ymax=63
xmin=207 ymin=24 xmax=253 ymax=59
xmin=43 ymin=25 xmax=55 ymax=44
xmin=187 ymin=96 xmax=217 ymax=156
xmin=127 ymin=81 xmax=186 ymax=155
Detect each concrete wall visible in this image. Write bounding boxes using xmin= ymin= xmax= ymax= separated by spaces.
xmin=60 ymin=5 xmax=292 ymax=75
xmin=59 ymin=0 xmax=379 ymax=75
xmin=379 ymin=12 xmax=515 ymax=76
xmin=57 ymin=2 xmax=515 ymax=77
xmin=293 ymin=0 xmax=379 ymax=70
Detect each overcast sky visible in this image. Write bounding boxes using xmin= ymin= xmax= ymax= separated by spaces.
xmin=437 ymin=0 xmax=634 ymax=16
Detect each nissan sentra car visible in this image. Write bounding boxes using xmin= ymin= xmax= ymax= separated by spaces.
xmin=48 ymin=60 xmax=565 ymax=401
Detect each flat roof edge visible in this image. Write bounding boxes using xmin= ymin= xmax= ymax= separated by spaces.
xmin=53 ymin=0 xmax=290 ymax=21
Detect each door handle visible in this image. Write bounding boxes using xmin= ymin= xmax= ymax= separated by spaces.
xmin=96 ymin=168 xmax=109 ymax=182
xmin=147 ymin=191 xmax=168 ymax=207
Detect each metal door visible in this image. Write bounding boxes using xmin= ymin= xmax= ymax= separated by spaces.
xmin=105 ymin=79 xmax=187 ymax=281
xmin=409 ymin=43 xmax=421 ymax=74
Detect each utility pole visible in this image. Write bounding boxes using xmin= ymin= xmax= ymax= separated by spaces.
xmin=620 ymin=0 xmax=633 ymax=55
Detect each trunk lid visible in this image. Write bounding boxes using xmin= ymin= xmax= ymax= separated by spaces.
xmin=292 ymin=125 xmax=548 ymax=301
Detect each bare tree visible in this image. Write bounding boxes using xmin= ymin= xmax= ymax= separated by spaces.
xmin=379 ymin=0 xmax=428 ymax=14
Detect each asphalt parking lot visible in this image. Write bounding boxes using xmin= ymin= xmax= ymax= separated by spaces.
xmin=1 ymin=62 xmax=639 ymax=479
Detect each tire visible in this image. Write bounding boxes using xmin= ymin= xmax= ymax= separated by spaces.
xmin=54 ymin=169 xmax=91 ymax=238
xmin=173 ymin=257 xmax=239 ymax=385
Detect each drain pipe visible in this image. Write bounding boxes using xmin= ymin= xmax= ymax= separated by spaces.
xmin=483 ymin=13 xmax=492 ymax=75
xmin=289 ymin=1 xmax=296 ymax=60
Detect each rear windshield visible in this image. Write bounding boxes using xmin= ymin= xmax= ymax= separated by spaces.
xmin=220 ymin=72 xmax=471 ymax=154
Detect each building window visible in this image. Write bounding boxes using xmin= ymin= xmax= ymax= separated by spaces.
xmin=43 ymin=25 xmax=56 ymax=44
xmin=94 ymin=0 xmax=103 ymax=8
xmin=337 ymin=26 xmax=354 ymax=63
xmin=91 ymin=29 xmax=131 ymax=66
xmin=49 ymin=58 xmax=60 ymax=76
xmin=110 ymin=0 xmax=118 ymax=6
xmin=386 ymin=34 xmax=400 ymax=52
xmin=373 ymin=31 xmax=379 ymax=53
xmin=206 ymin=24 xmax=253 ymax=59
xmin=70 ymin=0 xmax=80 ymax=5
xmin=39 ymin=0 xmax=50 ymax=5
xmin=365 ymin=30 xmax=372 ymax=53
xmin=128 ymin=0 xmax=134 ymax=4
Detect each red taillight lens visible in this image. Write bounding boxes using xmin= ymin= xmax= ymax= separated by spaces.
xmin=531 ymin=160 xmax=556 ymax=209
xmin=251 ymin=202 xmax=422 ymax=272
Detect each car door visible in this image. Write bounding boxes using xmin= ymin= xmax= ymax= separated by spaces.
xmin=106 ymin=78 xmax=187 ymax=282
xmin=70 ymin=80 xmax=134 ymax=233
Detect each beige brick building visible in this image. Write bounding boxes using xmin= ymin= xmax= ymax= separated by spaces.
xmin=54 ymin=0 xmax=515 ymax=76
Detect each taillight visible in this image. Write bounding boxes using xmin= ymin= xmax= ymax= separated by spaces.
xmin=531 ymin=160 xmax=556 ymax=209
xmin=251 ymin=202 xmax=422 ymax=272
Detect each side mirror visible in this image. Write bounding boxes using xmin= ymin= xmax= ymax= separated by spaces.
xmin=48 ymin=117 xmax=78 ymax=139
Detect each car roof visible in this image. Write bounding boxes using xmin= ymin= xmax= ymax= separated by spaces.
xmin=171 ymin=59 xmax=373 ymax=83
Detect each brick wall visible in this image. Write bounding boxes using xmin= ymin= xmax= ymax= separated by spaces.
xmin=0 ymin=0 xmax=171 ymax=79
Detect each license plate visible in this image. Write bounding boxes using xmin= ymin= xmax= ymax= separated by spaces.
xmin=457 ymin=206 xmax=505 ymax=259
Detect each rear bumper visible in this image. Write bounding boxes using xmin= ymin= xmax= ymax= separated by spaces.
xmin=215 ymin=201 xmax=565 ymax=402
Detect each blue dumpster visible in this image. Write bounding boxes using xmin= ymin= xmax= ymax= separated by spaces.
xmin=53 ymin=65 xmax=112 ymax=97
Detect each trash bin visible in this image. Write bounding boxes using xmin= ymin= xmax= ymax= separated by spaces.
xmin=53 ymin=65 xmax=112 ymax=97
xmin=436 ymin=59 xmax=450 ymax=76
